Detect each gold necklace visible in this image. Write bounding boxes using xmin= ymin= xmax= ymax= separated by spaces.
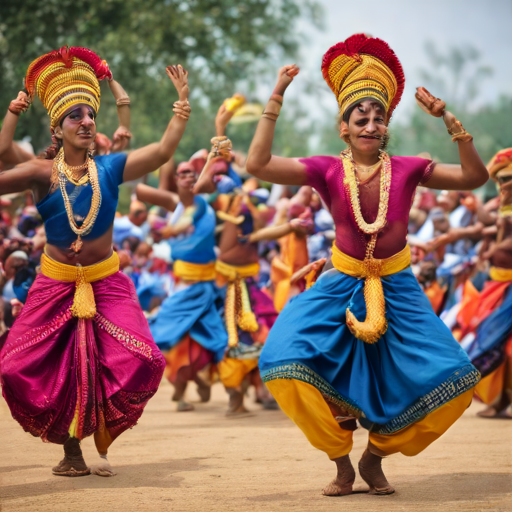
xmin=355 ymin=160 xmax=381 ymax=174
xmin=53 ymin=148 xmax=89 ymax=186
xmin=56 ymin=149 xmax=102 ymax=253
xmin=341 ymin=149 xmax=392 ymax=259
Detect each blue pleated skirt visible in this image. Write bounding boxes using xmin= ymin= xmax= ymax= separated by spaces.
xmin=149 ymin=281 xmax=227 ymax=363
xmin=260 ymin=267 xmax=480 ymax=434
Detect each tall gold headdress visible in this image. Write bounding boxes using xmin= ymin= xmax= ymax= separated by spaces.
xmin=25 ymin=46 xmax=112 ymax=127
xmin=321 ymin=33 xmax=405 ymax=121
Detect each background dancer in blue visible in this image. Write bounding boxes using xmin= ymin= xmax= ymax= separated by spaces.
xmin=137 ymin=159 xmax=227 ymax=412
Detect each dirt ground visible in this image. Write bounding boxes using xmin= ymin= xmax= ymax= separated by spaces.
xmin=1 ymin=380 xmax=511 ymax=512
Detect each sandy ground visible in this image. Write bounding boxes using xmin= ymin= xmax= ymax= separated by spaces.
xmin=1 ymin=380 xmax=511 ymax=512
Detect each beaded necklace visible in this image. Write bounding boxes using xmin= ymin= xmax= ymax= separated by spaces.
xmin=52 ymin=147 xmax=102 ymax=253
xmin=341 ymin=148 xmax=392 ymax=259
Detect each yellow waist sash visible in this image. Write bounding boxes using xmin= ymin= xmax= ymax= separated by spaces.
xmin=41 ymin=251 xmax=119 ymax=319
xmin=215 ymin=260 xmax=260 ymax=347
xmin=173 ymin=260 xmax=216 ymax=281
xmin=490 ymin=266 xmax=512 ymax=282
xmin=331 ymin=244 xmax=411 ymax=344
xmin=215 ymin=260 xmax=260 ymax=282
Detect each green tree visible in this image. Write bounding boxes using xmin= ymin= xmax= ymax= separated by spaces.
xmin=0 ymin=0 xmax=322 ymax=158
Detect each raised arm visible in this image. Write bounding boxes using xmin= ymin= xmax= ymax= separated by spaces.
xmin=123 ymin=65 xmax=190 ymax=182
xmin=245 ymin=65 xmax=308 ymax=186
xmin=135 ymin=183 xmax=179 ymax=212
xmin=108 ymin=79 xmax=132 ymax=153
xmin=193 ymin=96 xmax=243 ymax=194
xmin=0 ymin=92 xmax=34 ymax=167
xmin=414 ymin=87 xmax=488 ymax=191
xmin=0 ymin=159 xmax=47 ymax=196
xmin=247 ymin=218 xmax=309 ymax=243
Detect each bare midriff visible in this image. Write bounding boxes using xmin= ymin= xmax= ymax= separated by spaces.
xmin=45 ymin=225 xmax=114 ymax=266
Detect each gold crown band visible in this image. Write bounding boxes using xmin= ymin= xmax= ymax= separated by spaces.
xmin=31 ymin=57 xmax=101 ymax=127
xmin=327 ymin=54 xmax=397 ymax=116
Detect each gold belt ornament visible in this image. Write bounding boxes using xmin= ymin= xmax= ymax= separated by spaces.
xmin=331 ymin=244 xmax=411 ymax=344
xmin=215 ymin=261 xmax=260 ymax=347
xmin=173 ymin=260 xmax=216 ymax=281
xmin=489 ymin=266 xmax=512 ymax=282
xmin=40 ymin=251 xmax=120 ymax=319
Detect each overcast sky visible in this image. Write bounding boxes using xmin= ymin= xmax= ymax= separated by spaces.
xmin=292 ymin=0 xmax=512 ymax=120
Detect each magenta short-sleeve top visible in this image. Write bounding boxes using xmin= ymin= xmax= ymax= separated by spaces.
xmin=300 ymin=155 xmax=435 ymax=260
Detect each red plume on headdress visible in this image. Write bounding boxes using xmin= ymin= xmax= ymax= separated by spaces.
xmin=25 ymin=46 xmax=112 ymax=98
xmin=321 ymin=33 xmax=405 ymax=118
xmin=70 ymin=47 xmax=112 ymax=80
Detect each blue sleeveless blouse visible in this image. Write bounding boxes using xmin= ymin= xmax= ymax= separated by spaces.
xmin=168 ymin=196 xmax=216 ymax=264
xmin=37 ymin=153 xmax=127 ymax=248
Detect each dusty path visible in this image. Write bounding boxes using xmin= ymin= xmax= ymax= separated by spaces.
xmin=1 ymin=381 xmax=511 ymax=512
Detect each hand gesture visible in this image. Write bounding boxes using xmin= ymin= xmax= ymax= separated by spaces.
xmin=290 ymin=217 xmax=310 ymax=236
xmin=274 ymin=64 xmax=300 ymax=96
xmin=166 ymin=65 xmax=189 ymax=101
xmin=9 ymin=91 xmax=31 ymax=116
xmin=112 ymin=126 xmax=132 ymax=152
xmin=215 ymin=101 xmax=238 ymax=136
xmin=415 ymin=87 xmax=446 ymax=118
xmin=290 ymin=258 xmax=326 ymax=285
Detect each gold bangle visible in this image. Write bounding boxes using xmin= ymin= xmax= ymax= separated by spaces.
xmin=262 ymin=110 xmax=279 ymax=119
xmin=452 ymin=132 xmax=473 ymax=143
xmin=447 ymin=119 xmax=472 ymax=143
xmin=264 ymin=95 xmax=282 ymax=117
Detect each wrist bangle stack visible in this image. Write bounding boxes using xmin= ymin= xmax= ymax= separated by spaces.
xmin=116 ymin=96 xmax=131 ymax=106
xmin=262 ymin=95 xmax=283 ymax=122
xmin=173 ymin=99 xmax=191 ymax=120
xmin=447 ymin=119 xmax=473 ymax=143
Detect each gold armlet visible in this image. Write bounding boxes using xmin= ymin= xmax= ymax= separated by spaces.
xmin=116 ymin=96 xmax=131 ymax=106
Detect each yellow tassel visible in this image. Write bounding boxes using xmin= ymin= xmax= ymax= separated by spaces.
xmin=237 ymin=280 xmax=258 ymax=332
xmin=225 ymin=283 xmax=239 ymax=347
xmin=345 ymin=261 xmax=387 ymax=344
xmin=70 ymin=266 xmax=97 ymax=319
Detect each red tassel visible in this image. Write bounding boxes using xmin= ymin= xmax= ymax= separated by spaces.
xmin=70 ymin=47 xmax=113 ymax=80
xmin=25 ymin=46 xmax=112 ymax=98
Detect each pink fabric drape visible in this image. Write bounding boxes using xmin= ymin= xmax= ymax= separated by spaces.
xmin=0 ymin=271 xmax=165 ymax=444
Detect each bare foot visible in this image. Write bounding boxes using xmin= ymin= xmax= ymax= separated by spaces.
xmin=358 ymin=449 xmax=395 ymax=495
xmin=177 ymin=400 xmax=195 ymax=412
xmin=91 ymin=456 xmax=116 ymax=477
xmin=226 ymin=404 xmax=254 ymax=418
xmin=52 ymin=437 xmax=90 ymax=477
xmin=261 ymin=397 xmax=279 ymax=410
xmin=322 ymin=455 xmax=356 ymax=496
xmin=477 ymin=405 xmax=512 ymax=419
